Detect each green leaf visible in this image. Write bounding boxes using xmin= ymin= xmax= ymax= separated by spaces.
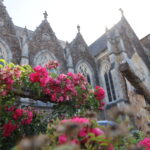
xmin=0 ymin=59 xmax=6 ymax=67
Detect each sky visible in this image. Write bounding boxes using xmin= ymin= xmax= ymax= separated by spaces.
xmin=3 ymin=0 xmax=150 ymax=45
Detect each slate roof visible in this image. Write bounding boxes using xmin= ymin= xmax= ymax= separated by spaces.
xmin=15 ymin=26 xmax=33 ymax=38
xmin=89 ymin=21 xmax=121 ymax=57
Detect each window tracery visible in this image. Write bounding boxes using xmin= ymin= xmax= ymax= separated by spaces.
xmin=0 ymin=41 xmax=11 ymax=62
xmin=77 ymin=62 xmax=93 ymax=85
xmin=34 ymin=50 xmax=54 ymax=67
xmin=101 ymin=61 xmax=117 ymax=103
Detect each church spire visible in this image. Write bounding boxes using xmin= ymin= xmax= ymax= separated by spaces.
xmin=77 ymin=24 xmax=80 ymax=33
xmin=119 ymin=8 xmax=124 ymax=17
xmin=43 ymin=11 xmax=48 ymax=20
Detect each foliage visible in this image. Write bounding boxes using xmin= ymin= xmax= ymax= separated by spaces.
xmin=0 ymin=105 xmax=47 ymax=150
xmin=0 ymin=59 xmax=105 ymax=117
xmin=46 ymin=117 xmax=113 ymax=150
xmin=0 ymin=59 xmax=106 ymax=149
xmin=0 ymin=59 xmax=149 ymax=150
xmin=13 ymin=114 xmax=149 ymax=150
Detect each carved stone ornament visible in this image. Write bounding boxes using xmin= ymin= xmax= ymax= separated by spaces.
xmin=42 ymin=33 xmax=51 ymax=41
xmin=78 ymin=44 xmax=85 ymax=52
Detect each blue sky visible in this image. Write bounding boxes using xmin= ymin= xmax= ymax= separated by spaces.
xmin=4 ymin=0 xmax=150 ymax=45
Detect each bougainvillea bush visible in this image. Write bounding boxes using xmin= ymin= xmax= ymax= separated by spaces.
xmin=0 ymin=59 xmax=105 ymax=149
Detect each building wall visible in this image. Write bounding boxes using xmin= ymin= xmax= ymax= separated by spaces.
xmin=0 ymin=1 xmax=150 ymax=115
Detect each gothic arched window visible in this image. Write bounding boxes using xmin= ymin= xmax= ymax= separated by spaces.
xmin=104 ymin=70 xmax=116 ymax=103
xmin=77 ymin=62 xmax=93 ymax=86
xmin=34 ymin=50 xmax=55 ymax=67
xmin=33 ymin=50 xmax=58 ymax=73
xmin=0 ymin=40 xmax=12 ymax=62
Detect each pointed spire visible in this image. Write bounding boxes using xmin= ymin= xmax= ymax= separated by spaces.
xmin=65 ymin=41 xmax=69 ymax=48
xmin=119 ymin=8 xmax=124 ymax=17
xmin=77 ymin=24 xmax=80 ymax=33
xmin=23 ymin=26 xmax=28 ymax=36
xmin=43 ymin=11 xmax=48 ymax=20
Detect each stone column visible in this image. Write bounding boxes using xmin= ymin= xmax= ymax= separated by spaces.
xmin=20 ymin=27 xmax=29 ymax=65
xmin=65 ymin=42 xmax=74 ymax=73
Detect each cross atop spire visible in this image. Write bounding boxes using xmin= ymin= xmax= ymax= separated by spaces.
xmin=77 ymin=24 xmax=80 ymax=33
xmin=119 ymin=8 xmax=124 ymax=16
xmin=43 ymin=11 xmax=48 ymax=20
xmin=23 ymin=26 xmax=28 ymax=36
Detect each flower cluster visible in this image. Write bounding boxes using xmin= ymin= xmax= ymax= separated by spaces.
xmin=56 ymin=117 xmax=114 ymax=149
xmin=139 ymin=138 xmax=150 ymax=150
xmin=45 ymin=60 xmax=59 ymax=70
xmin=29 ymin=65 xmax=49 ymax=87
xmin=3 ymin=121 xmax=18 ymax=137
xmin=94 ymin=86 xmax=106 ymax=110
xmin=2 ymin=106 xmax=33 ymax=137
xmin=0 ymin=66 xmax=21 ymax=96
xmin=29 ymin=66 xmax=89 ymax=103
xmin=61 ymin=117 xmax=90 ymax=124
xmin=59 ymin=117 xmax=104 ymax=144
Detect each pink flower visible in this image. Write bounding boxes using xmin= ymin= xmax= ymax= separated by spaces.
xmin=5 ymin=78 xmax=14 ymax=85
xmin=3 ymin=121 xmax=18 ymax=137
xmin=39 ymin=77 xmax=50 ymax=87
xmin=13 ymin=109 xmax=23 ymax=120
xmin=34 ymin=65 xmax=43 ymax=72
xmin=90 ymin=128 xmax=104 ymax=136
xmin=71 ymin=117 xmax=89 ymax=124
xmin=0 ymin=90 xmax=8 ymax=96
xmin=45 ymin=60 xmax=59 ymax=69
xmin=71 ymin=139 xmax=79 ymax=144
xmin=78 ymin=127 xmax=88 ymax=137
xmin=5 ymin=106 xmax=16 ymax=112
xmin=22 ymin=111 xmax=33 ymax=125
xmin=94 ymin=86 xmax=105 ymax=101
xmin=29 ymin=72 xmax=39 ymax=82
xmin=107 ymin=144 xmax=115 ymax=150
xmin=139 ymin=138 xmax=150 ymax=149
xmin=58 ymin=134 xmax=68 ymax=144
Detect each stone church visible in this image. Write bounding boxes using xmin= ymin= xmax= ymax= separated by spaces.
xmin=0 ymin=0 xmax=150 ymax=118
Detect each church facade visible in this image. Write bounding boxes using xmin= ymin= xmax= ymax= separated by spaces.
xmin=0 ymin=1 xmax=150 ymax=114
